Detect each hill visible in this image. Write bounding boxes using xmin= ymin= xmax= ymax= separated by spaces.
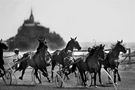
xmin=6 ymin=11 xmax=65 ymax=51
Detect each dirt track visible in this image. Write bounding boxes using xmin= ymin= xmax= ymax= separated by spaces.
xmin=1 ymin=64 xmax=135 ymax=90
xmin=1 ymin=53 xmax=135 ymax=90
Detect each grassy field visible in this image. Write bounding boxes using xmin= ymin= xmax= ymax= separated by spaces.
xmin=1 ymin=52 xmax=135 ymax=90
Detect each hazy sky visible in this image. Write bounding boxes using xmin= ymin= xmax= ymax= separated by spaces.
xmin=0 ymin=0 xmax=135 ymax=42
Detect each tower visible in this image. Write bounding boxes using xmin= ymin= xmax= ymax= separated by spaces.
xmin=23 ymin=8 xmax=40 ymax=26
xmin=29 ymin=9 xmax=34 ymax=23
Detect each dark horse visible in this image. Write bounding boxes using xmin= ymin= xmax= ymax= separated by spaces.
xmin=74 ymin=44 xmax=105 ymax=86
xmin=14 ymin=38 xmax=51 ymax=83
xmin=103 ymin=40 xmax=126 ymax=84
xmin=51 ymin=37 xmax=81 ymax=80
xmin=0 ymin=40 xmax=8 ymax=76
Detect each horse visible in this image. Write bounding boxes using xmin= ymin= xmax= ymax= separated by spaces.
xmin=0 ymin=40 xmax=8 ymax=76
xmin=14 ymin=50 xmax=51 ymax=81
xmin=103 ymin=40 xmax=127 ymax=84
xmin=51 ymin=37 xmax=81 ymax=80
xmin=14 ymin=38 xmax=51 ymax=83
xmin=74 ymin=44 xmax=105 ymax=87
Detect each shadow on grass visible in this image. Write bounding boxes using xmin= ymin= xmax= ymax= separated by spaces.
xmin=3 ymin=84 xmax=36 ymax=87
xmin=52 ymin=84 xmax=114 ymax=90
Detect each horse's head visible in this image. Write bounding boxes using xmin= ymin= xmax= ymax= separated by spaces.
xmin=38 ymin=36 xmax=47 ymax=45
xmin=115 ymin=40 xmax=126 ymax=54
xmin=97 ymin=44 xmax=105 ymax=59
xmin=37 ymin=37 xmax=48 ymax=52
xmin=65 ymin=37 xmax=81 ymax=51
xmin=92 ymin=44 xmax=104 ymax=56
xmin=0 ymin=40 xmax=8 ymax=50
xmin=88 ymin=46 xmax=98 ymax=56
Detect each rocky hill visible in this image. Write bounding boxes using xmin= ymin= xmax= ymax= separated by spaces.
xmin=6 ymin=11 xmax=65 ymax=51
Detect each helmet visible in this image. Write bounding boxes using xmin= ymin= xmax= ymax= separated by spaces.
xmin=14 ymin=48 xmax=19 ymax=53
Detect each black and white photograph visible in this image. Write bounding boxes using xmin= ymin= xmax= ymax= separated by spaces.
xmin=0 ymin=0 xmax=135 ymax=90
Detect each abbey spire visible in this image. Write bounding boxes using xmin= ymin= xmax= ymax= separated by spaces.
xmin=23 ymin=9 xmax=40 ymax=26
xmin=29 ymin=9 xmax=34 ymax=23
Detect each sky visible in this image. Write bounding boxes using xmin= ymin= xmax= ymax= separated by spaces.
xmin=0 ymin=0 xmax=135 ymax=43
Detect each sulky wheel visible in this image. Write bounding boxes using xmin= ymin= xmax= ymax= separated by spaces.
xmin=55 ymin=71 xmax=64 ymax=88
xmin=2 ymin=70 xmax=12 ymax=85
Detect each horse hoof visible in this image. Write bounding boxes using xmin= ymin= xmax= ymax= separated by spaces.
xmin=94 ymin=85 xmax=98 ymax=88
xmin=39 ymin=82 xmax=42 ymax=84
xmin=89 ymin=85 xmax=92 ymax=87
xmin=48 ymin=80 xmax=51 ymax=83
xmin=49 ymin=80 xmax=53 ymax=83
xmin=84 ymin=84 xmax=89 ymax=88
xmin=118 ymin=78 xmax=121 ymax=82
xmin=100 ymin=83 xmax=104 ymax=86
xmin=19 ymin=77 xmax=23 ymax=80
xmin=47 ymin=78 xmax=51 ymax=83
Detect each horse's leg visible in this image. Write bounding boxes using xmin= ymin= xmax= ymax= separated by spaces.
xmin=34 ymin=68 xmax=41 ymax=84
xmin=19 ymin=68 xmax=26 ymax=80
xmin=51 ymin=60 xmax=56 ymax=80
xmin=94 ymin=73 xmax=97 ymax=87
xmin=117 ymin=70 xmax=121 ymax=81
xmin=98 ymin=69 xmax=103 ymax=85
xmin=77 ymin=68 xmax=85 ymax=86
xmin=65 ymin=73 xmax=70 ymax=80
xmin=72 ymin=64 xmax=78 ymax=77
xmin=40 ymin=68 xmax=51 ymax=82
xmin=90 ymin=73 xmax=94 ymax=87
xmin=84 ymin=71 xmax=87 ymax=84
xmin=116 ymin=63 xmax=121 ymax=81
xmin=44 ymin=67 xmax=51 ymax=82
xmin=66 ymin=75 xmax=69 ymax=80
xmin=80 ymin=70 xmax=86 ymax=86
xmin=74 ymin=71 xmax=77 ymax=77
xmin=113 ymin=69 xmax=117 ymax=84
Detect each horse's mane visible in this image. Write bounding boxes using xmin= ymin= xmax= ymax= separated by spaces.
xmin=110 ymin=41 xmax=124 ymax=50
xmin=87 ymin=45 xmax=99 ymax=58
xmin=106 ymin=41 xmax=125 ymax=63
xmin=65 ymin=40 xmax=73 ymax=51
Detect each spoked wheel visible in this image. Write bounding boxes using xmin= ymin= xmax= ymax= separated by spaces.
xmin=55 ymin=71 xmax=64 ymax=88
xmin=2 ymin=70 xmax=12 ymax=85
